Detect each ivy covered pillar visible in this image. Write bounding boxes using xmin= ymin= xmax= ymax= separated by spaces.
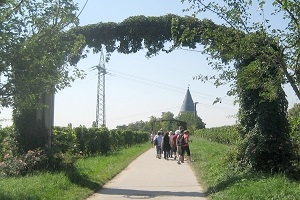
xmin=36 ymin=92 xmax=55 ymax=150
xmin=14 ymin=92 xmax=54 ymax=152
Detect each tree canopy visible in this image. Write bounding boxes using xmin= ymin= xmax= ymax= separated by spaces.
xmin=0 ymin=0 xmax=86 ymax=150
xmin=177 ymin=0 xmax=300 ymax=100
xmin=0 ymin=0 xmax=85 ymax=110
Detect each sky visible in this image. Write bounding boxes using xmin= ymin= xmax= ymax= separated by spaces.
xmin=1 ymin=0 xmax=299 ymax=129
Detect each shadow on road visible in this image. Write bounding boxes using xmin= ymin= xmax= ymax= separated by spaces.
xmin=96 ymin=187 xmax=207 ymax=198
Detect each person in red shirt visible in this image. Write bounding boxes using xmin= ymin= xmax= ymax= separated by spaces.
xmin=172 ymin=130 xmax=179 ymax=159
xmin=181 ymin=130 xmax=191 ymax=162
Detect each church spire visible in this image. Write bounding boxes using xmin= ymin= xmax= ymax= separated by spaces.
xmin=180 ymin=87 xmax=195 ymax=113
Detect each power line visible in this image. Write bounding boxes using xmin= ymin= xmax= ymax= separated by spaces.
xmin=67 ymin=65 xmax=235 ymax=107
xmin=76 ymin=0 xmax=89 ymax=18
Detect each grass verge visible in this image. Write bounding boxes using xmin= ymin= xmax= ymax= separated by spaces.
xmin=0 ymin=143 xmax=150 ymax=200
xmin=190 ymin=137 xmax=300 ymax=200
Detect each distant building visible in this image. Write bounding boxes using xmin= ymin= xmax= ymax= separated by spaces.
xmin=180 ymin=87 xmax=196 ymax=115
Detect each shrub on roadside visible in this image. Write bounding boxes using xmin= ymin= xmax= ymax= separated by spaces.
xmin=0 ymin=125 xmax=149 ymax=177
xmin=52 ymin=126 xmax=77 ymax=154
xmin=0 ymin=134 xmax=46 ymax=176
xmin=194 ymin=125 xmax=240 ymax=145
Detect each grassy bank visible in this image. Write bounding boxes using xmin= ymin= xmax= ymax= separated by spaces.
xmin=0 ymin=143 xmax=150 ymax=200
xmin=2 ymin=137 xmax=300 ymax=200
xmin=190 ymin=137 xmax=300 ymax=199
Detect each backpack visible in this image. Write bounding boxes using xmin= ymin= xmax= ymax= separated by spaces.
xmin=177 ymin=134 xmax=185 ymax=146
xmin=154 ymin=137 xmax=158 ymax=145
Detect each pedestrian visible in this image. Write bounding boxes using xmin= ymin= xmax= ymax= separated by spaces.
xmin=171 ymin=130 xmax=179 ymax=159
xmin=176 ymin=129 xmax=185 ymax=164
xmin=181 ymin=130 xmax=192 ymax=162
xmin=153 ymin=130 xmax=163 ymax=159
xmin=150 ymin=132 xmax=154 ymax=147
xmin=162 ymin=132 xmax=171 ymax=160
xmin=169 ymin=131 xmax=174 ymax=158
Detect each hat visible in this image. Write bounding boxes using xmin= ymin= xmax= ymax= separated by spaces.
xmin=175 ymin=130 xmax=180 ymax=135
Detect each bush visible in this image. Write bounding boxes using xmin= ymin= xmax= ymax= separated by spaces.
xmin=0 ymin=145 xmax=46 ymax=176
xmin=0 ymin=125 xmax=149 ymax=177
xmin=109 ymin=129 xmax=123 ymax=151
xmin=52 ymin=127 xmax=77 ymax=154
xmin=98 ymin=129 xmax=111 ymax=154
xmin=194 ymin=125 xmax=240 ymax=145
xmin=288 ymin=116 xmax=300 ymax=166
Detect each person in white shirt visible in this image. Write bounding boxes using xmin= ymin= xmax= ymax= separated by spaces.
xmin=153 ymin=130 xmax=163 ymax=159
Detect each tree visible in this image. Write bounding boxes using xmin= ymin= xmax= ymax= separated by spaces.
xmin=0 ymin=0 xmax=86 ymax=151
xmin=127 ymin=120 xmax=148 ymax=132
xmin=178 ymin=0 xmax=300 ymax=101
xmin=235 ymin=55 xmax=294 ymax=171
xmin=171 ymin=0 xmax=298 ymax=172
xmin=1 ymin=0 xmax=85 ymax=109
xmin=0 ymin=0 xmax=6 ymax=5
xmin=149 ymin=116 xmax=160 ymax=133
xmin=160 ymin=111 xmax=175 ymax=131
xmin=177 ymin=112 xmax=205 ymax=133
xmin=288 ymin=103 xmax=300 ymax=148
xmin=288 ymin=103 xmax=300 ymax=119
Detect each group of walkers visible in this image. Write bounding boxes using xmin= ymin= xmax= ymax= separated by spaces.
xmin=150 ymin=126 xmax=191 ymax=164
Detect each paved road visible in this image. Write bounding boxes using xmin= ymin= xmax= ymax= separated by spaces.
xmin=86 ymin=147 xmax=207 ymax=200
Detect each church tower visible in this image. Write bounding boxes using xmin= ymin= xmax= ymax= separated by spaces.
xmin=180 ymin=87 xmax=196 ymax=114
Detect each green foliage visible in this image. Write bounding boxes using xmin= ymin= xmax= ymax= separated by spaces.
xmin=0 ymin=148 xmax=46 ymax=177
xmin=0 ymin=126 xmax=13 ymax=158
xmin=176 ymin=0 xmax=300 ymax=99
xmin=0 ymin=0 xmax=6 ymax=5
xmin=72 ymin=127 xmax=148 ymax=155
xmin=123 ymin=130 xmax=134 ymax=148
xmin=288 ymin=103 xmax=300 ymax=119
xmin=109 ymin=129 xmax=123 ymax=151
xmin=0 ymin=0 xmax=86 ymax=110
xmin=160 ymin=111 xmax=176 ymax=131
xmin=0 ymin=130 xmax=46 ymax=176
xmin=85 ymin=128 xmax=104 ymax=155
xmin=235 ymin=56 xmax=296 ymax=172
xmin=0 ymin=143 xmax=150 ymax=200
xmin=52 ymin=126 xmax=77 ymax=154
xmin=127 ymin=120 xmax=149 ymax=132
xmin=13 ymin=108 xmax=48 ymax=152
xmin=288 ymin=110 xmax=300 ymax=165
xmin=97 ymin=128 xmax=111 ymax=154
xmin=170 ymin=1 xmax=298 ymax=173
xmin=74 ymin=125 xmax=88 ymax=154
xmin=72 ymin=14 xmax=178 ymax=57
xmin=0 ymin=131 xmax=19 ymax=163
xmin=194 ymin=125 xmax=240 ymax=145
xmin=0 ymin=0 xmax=87 ymax=157
xmin=0 ymin=125 xmax=149 ymax=177
xmin=190 ymin=138 xmax=300 ymax=199
xmin=74 ymin=127 xmax=112 ymax=155
xmin=177 ymin=112 xmax=205 ymax=133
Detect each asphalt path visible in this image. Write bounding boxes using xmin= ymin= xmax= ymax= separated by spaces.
xmin=86 ymin=147 xmax=207 ymax=200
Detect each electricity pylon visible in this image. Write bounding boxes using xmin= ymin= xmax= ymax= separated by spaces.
xmin=95 ymin=48 xmax=106 ymax=127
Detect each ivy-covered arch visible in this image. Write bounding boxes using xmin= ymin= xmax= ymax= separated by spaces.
xmin=70 ymin=14 xmax=196 ymax=57
xmin=69 ymin=14 xmax=296 ymax=172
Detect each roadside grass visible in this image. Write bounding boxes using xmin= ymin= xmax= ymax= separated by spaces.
xmin=0 ymin=143 xmax=150 ymax=200
xmin=190 ymin=137 xmax=300 ymax=200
